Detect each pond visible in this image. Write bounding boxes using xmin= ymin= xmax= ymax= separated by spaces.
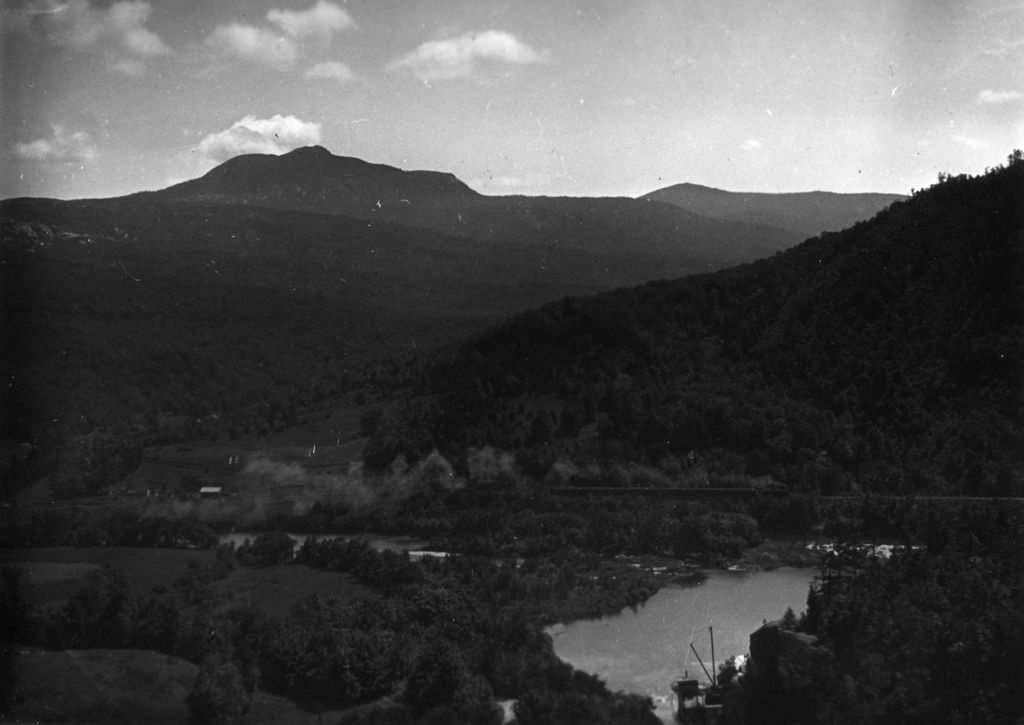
xmin=548 ymin=568 xmax=814 ymax=723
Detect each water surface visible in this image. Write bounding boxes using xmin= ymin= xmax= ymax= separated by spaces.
xmin=549 ymin=568 xmax=814 ymax=722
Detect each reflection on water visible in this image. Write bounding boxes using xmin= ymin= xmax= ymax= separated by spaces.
xmin=549 ymin=568 xmax=814 ymax=723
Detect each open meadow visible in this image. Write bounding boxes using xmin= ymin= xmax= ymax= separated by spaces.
xmin=0 ymin=545 xmax=374 ymax=619
xmin=8 ymin=648 xmax=342 ymax=725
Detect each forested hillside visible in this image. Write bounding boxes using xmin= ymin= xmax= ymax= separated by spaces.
xmin=2 ymin=197 xmax=676 ymax=452
xmin=367 ymin=155 xmax=1024 ymax=496
xmin=728 ymin=503 xmax=1024 ymax=725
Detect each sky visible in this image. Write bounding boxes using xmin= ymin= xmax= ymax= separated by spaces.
xmin=1 ymin=0 xmax=1022 ymax=200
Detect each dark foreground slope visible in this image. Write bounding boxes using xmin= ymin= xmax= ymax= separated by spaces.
xmin=641 ymin=182 xmax=906 ymax=237
xmin=369 ymin=157 xmax=1024 ymax=495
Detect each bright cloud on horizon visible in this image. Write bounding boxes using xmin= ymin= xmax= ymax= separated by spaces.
xmin=13 ymin=125 xmax=98 ymax=163
xmin=976 ymin=89 xmax=1023 ymax=104
xmin=196 ymin=115 xmax=323 ymax=162
xmin=387 ymin=30 xmax=543 ymax=81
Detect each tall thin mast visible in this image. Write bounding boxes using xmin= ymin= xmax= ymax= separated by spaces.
xmin=689 ymin=642 xmax=715 ymax=684
xmin=709 ymin=626 xmax=717 ymax=687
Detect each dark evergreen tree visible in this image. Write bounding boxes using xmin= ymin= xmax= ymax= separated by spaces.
xmin=186 ymin=648 xmax=251 ymax=724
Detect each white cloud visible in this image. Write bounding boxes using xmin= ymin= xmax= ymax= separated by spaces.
xmin=741 ymin=138 xmax=763 ymax=151
xmin=13 ymin=125 xmax=98 ymax=163
xmin=388 ymin=30 xmax=543 ymax=81
xmin=951 ymin=133 xmax=987 ymax=149
xmin=4 ymin=0 xmax=169 ymax=72
xmin=107 ymin=1 xmax=169 ymax=57
xmin=976 ymin=88 xmax=1023 ymax=104
xmin=112 ymin=57 xmax=146 ymax=76
xmin=305 ymin=61 xmax=356 ymax=83
xmin=268 ymin=1 xmax=354 ymax=43
xmin=2 ymin=0 xmax=99 ymax=47
xmin=205 ymin=2 xmax=355 ymax=70
xmin=196 ymin=114 xmax=322 ymax=162
xmin=983 ymin=36 xmax=1024 ymax=56
xmin=205 ymin=23 xmax=299 ymax=69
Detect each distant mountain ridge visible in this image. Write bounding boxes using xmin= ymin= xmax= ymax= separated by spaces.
xmin=641 ymin=182 xmax=906 ymax=237
xmin=146 ymin=146 xmax=804 ymax=261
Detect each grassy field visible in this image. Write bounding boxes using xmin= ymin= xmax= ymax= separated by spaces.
xmin=211 ymin=564 xmax=375 ymax=618
xmin=0 ymin=545 xmax=375 ymax=619
xmin=7 ymin=648 xmax=342 ymax=725
xmin=0 ymin=549 xmax=374 ymax=724
xmin=139 ymin=399 xmax=376 ymax=480
xmin=0 ymin=546 xmax=217 ymax=610
xmin=736 ymin=537 xmax=824 ymax=570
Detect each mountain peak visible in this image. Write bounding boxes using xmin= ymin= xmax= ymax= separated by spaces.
xmin=667 ymin=182 xmax=716 ymax=191
xmin=277 ymin=145 xmax=349 ymax=167
xmin=150 ymin=146 xmax=479 ymax=214
xmin=284 ymin=144 xmax=332 ymax=156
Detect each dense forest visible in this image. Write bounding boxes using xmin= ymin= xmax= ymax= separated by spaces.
xmin=725 ymin=502 xmax=1023 ymax=725
xmin=365 ymin=155 xmax=1024 ymax=497
xmin=0 ymin=200 xmax=610 ymax=445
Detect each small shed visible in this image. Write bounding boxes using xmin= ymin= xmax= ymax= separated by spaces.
xmin=199 ymin=486 xmax=223 ymax=498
